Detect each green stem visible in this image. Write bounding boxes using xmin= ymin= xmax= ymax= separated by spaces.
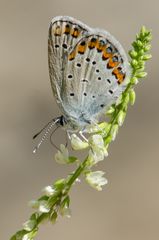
xmin=66 ymin=157 xmax=89 ymax=191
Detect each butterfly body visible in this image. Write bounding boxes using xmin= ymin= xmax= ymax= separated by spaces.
xmin=48 ymin=16 xmax=130 ymax=130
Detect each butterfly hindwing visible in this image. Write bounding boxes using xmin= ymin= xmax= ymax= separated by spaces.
xmin=62 ymin=34 xmax=130 ymax=123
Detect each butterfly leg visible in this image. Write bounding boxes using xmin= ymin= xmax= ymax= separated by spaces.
xmin=67 ymin=129 xmax=76 ymax=139
xmin=79 ymin=130 xmax=88 ymax=142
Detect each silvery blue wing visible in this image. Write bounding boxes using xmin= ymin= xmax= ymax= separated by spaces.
xmin=48 ymin=16 xmax=130 ymax=131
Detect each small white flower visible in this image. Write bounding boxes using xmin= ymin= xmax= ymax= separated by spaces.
xmin=88 ymin=148 xmax=108 ymax=165
xmin=23 ymin=220 xmax=36 ymax=231
xmin=22 ymin=234 xmax=30 ymax=240
xmin=71 ymin=134 xmax=89 ymax=150
xmin=75 ymin=178 xmax=81 ymax=183
xmin=42 ymin=186 xmax=55 ymax=197
xmin=85 ymin=171 xmax=108 ymax=191
xmin=55 ymin=144 xmax=69 ymax=164
xmin=88 ymin=135 xmax=108 ymax=165
xmin=38 ymin=200 xmax=50 ymax=213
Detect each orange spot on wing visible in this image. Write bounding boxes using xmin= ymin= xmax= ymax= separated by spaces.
xmin=102 ymin=49 xmax=113 ymax=60
xmin=68 ymin=50 xmax=77 ymax=61
xmin=71 ymin=27 xmax=80 ymax=38
xmin=112 ymin=67 xmax=125 ymax=84
xmin=96 ymin=40 xmax=106 ymax=52
xmin=53 ymin=25 xmax=62 ymax=36
xmin=78 ymin=42 xmax=87 ymax=54
xmin=64 ymin=24 xmax=71 ymax=35
xmin=88 ymin=38 xmax=97 ymax=49
xmin=107 ymin=57 xmax=120 ymax=69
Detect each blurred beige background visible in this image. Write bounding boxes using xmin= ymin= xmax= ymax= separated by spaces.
xmin=0 ymin=0 xmax=158 ymax=239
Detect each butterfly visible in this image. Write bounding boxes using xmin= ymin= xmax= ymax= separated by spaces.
xmin=33 ymin=16 xmax=130 ymax=152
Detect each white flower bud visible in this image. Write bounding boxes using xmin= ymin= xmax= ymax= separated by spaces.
xmin=55 ymin=144 xmax=69 ymax=164
xmin=71 ymin=134 xmax=89 ymax=150
xmin=42 ymin=186 xmax=55 ymax=197
xmin=23 ymin=220 xmax=36 ymax=231
xmin=38 ymin=201 xmax=50 ymax=213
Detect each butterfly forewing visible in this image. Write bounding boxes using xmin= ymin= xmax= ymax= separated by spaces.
xmin=48 ymin=16 xmax=90 ymax=109
xmin=48 ymin=16 xmax=130 ymax=128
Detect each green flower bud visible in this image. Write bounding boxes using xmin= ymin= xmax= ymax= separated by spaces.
xmin=144 ymin=44 xmax=151 ymax=51
xmin=136 ymin=40 xmax=143 ymax=47
xmin=129 ymin=89 xmax=136 ymax=105
xmin=129 ymin=50 xmax=138 ymax=58
xmin=131 ymin=59 xmax=138 ymax=67
xmin=142 ymin=54 xmax=152 ymax=60
xmin=106 ymin=106 xmax=115 ymax=115
xmin=104 ymin=135 xmax=112 ymax=145
xmin=131 ymin=77 xmax=138 ymax=85
xmin=141 ymin=26 xmax=147 ymax=36
xmin=124 ymin=93 xmax=130 ymax=105
xmin=117 ymin=110 xmax=126 ymax=126
xmin=110 ymin=124 xmax=119 ymax=141
xmin=135 ymin=72 xmax=147 ymax=78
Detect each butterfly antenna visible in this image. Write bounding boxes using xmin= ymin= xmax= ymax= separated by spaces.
xmin=33 ymin=118 xmax=57 ymax=139
xmin=33 ymin=118 xmax=59 ymax=153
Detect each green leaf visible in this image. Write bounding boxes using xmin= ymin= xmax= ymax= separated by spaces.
xmin=67 ymin=156 xmax=78 ymax=163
